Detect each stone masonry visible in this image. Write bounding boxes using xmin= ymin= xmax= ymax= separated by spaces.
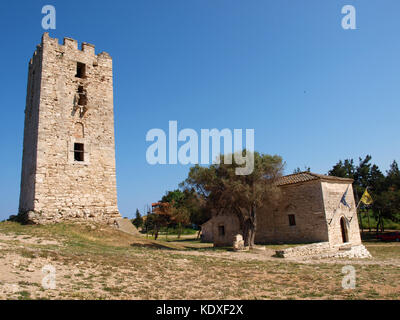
xmin=204 ymin=172 xmax=370 ymax=258
xmin=18 ymin=33 xmax=121 ymax=224
xmin=275 ymin=242 xmax=371 ymax=259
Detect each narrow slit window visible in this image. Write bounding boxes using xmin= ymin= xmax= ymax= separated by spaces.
xmin=74 ymin=143 xmax=84 ymax=162
xmin=288 ymin=214 xmax=296 ymax=226
xmin=218 ymin=225 xmax=225 ymax=237
xmin=76 ymin=62 xmax=86 ymax=78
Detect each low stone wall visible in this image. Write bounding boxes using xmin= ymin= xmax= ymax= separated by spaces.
xmin=275 ymin=242 xmax=331 ymax=258
xmin=275 ymin=242 xmax=371 ymax=259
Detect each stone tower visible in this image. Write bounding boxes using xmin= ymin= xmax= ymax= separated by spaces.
xmin=18 ymin=33 xmax=121 ymax=224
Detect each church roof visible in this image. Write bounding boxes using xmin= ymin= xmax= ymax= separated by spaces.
xmin=276 ymin=172 xmax=353 ymax=186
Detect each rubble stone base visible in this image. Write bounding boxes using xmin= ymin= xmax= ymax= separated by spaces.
xmin=12 ymin=210 xmax=120 ymax=226
xmin=275 ymin=242 xmax=372 ymax=259
xmin=318 ymin=244 xmax=372 ymax=259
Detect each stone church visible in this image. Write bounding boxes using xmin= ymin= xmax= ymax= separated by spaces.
xmin=201 ymin=172 xmax=363 ymax=248
xmin=18 ymin=33 xmax=121 ymax=224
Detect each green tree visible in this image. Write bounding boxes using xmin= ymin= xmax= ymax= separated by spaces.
xmin=161 ymin=189 xmax=197 ymax=238
xmin=386 ymin=160 xmax=400 ymax=189
xmin=293 ymin=166 xmax=310 ymax=174
xmin=329 ymin=156 xmax=400 ymax=231
xmin=328 ymin=159 xmax=355 ymax=179
xmin=151 ymin=202 xmax=174 ymax=240
xmin=182 ymin=150 xmax=283 ymax=247
xmin=132 ymin=209 xmax=143 ymax=229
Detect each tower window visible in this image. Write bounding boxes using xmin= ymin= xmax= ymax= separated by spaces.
xmin=76 ymin=62 xmax=86 ymax=78
xmin=77 ymin=86 xmax=87 ymax=106
xmin=74 ymin=143 xmax=84 ymax=162
xmin=288 ymin=214 xmax=296 ymax=226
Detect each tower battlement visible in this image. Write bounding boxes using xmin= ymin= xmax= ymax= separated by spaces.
xmin=18 ymin=34 xmax=121 ymax=224
xmin=40 ymin=32 xmax=110 ymax=58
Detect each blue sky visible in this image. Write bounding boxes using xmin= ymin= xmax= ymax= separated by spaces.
xmin=0 ymin=0 xmax=399 ymax=220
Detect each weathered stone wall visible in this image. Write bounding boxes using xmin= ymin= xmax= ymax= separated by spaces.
xmin=18 ymin=33 xmax=121 ymax=224
xmin=210 ymin=214 xmax=241 ymax=247
xmin=321 ymin=182 xmax=361 ymax=246
xmin=256 ymin=180 xmax=329 ymax=244
xmin=200 ymin=219 xmax=214 ymax=242
xmin=19 ymin=44 xmax=43 ymax=213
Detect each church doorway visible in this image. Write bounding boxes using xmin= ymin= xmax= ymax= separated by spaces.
xmin=340 ymin=217 xmax=349 ymax=243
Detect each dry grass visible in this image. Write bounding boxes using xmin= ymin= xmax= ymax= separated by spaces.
xmin=0 ymin=221 xmax=398 ymax=300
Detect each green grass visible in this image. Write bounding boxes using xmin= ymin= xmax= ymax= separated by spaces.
xmin=359 ymin=211 xmax=400 ymax=230
xmin=141 ymin=227 xmax=198 ymax=236
xmin=17 ymin=291 xmax=31 ymax=300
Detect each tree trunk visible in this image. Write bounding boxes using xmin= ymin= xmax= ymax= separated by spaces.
xmin=196 ymin=229 xmax=201 ymax=240
xmin=376 ymin=213 xmax=381 ymax=236
xmin=367 ymin=209 xmax=371 ymax=232
xmin=250 ymin=205 xmax=257 ymax=248
xmin=359 ymin=210 xmax=364 ymax=233
xmin=243 ymin=219 xmax=251 ymax=247
xmin=177 ymin=223 xmax=182 ymax=239
xmin=243 ymin=205 xmax=257 ymax=248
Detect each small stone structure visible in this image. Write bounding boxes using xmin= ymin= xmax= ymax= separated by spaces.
xmin=17 ymin=33 xmax=121 ymax=224
xmin=232 ymin=234 xmax=246 ymax=251
xmin=202 ymin=172 xmax=371 ymax=258
xmin=200 ymin=219 xmax=213 ymax=242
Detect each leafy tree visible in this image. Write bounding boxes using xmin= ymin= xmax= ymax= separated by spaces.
xmin=182 ymin=150 xmax=283 ymax=247
xmin=182 ymin=189 xmax=211 ymax=227
xmin=386 ymin=160 xmax=400 ymax=189
xmin=293 ymin=166 xmax=310 ymax=174
xmin=171 ymin=205 xmax=190 ymax=239
xmin=354 ymin=155 xmax=372 ymax=197
xmin=329 ymin=156 xmax=400 ymax=231
xmin=161 ymin=189 xmax=186 ymax=207
xmin=152 ymin=202 xmax=173 ymax=240
xmin=328 ymin=159 xmax=355 ymax=179
xmin=368 ymin=164 xmax=385 ymax=194
xmin=161 ymin=189 xmax=198 ymax=238
xmin=132 ymin=209 xmax=143 ymax=229
xmin=161 ymin=188 xmax=210 ymax=238
xmin=143 ymin=213 xmax=155 ymax=236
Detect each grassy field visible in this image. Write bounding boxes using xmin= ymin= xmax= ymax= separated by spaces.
xmin=359 ymin=212 xmax=400 ymax=230
xmin=0 ymin=221 xmax=399 ymax=300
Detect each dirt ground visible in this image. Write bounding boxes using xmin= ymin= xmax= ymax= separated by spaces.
xmin=0 ymin=222 xmax=399 ymax=300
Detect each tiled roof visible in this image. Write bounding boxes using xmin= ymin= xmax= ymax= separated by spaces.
xmin=276 ymin=172 xmax=353 ymax=186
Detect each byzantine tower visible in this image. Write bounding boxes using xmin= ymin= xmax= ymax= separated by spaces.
xmin=18 ymin=33 xmax=121 ymax=224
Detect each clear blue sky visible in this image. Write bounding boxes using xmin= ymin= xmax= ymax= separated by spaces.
xmin=0 ymin=0 xmax=399 ymax=220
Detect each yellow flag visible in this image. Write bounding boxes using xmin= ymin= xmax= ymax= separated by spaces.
xmin=360 ymin=188 xmax=373 ymax=205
